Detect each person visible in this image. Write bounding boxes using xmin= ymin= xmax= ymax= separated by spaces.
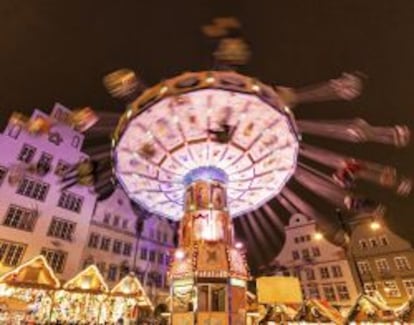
xmin=344 ymin=195 xmax=380 ymax=213
xmin=60 ymin=159 xmax=104 ymax=191
xmin=332 ymin=159 xmax=363 ymax=189
xmin=208 ymin=123 xmax=235 ymax=143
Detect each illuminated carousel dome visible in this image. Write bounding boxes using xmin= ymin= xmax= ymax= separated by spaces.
xmin=112 ymin=71 xmax=299 ymax=220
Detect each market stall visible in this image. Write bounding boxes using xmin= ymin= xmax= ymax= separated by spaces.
xmin=395 ymin=295 xmax=414 ymax=323
xmin=0 ymin=255 xmax=60 ymax=323
xmin=108 ymin=273 xmax=153 ymax=324
xmin=346 ymin=293 xmax=396 ymax=323
xmin=294 ymin=299 xmax=344 ymax=324
xmin=52 ymin=264 xmax=108 ymax=323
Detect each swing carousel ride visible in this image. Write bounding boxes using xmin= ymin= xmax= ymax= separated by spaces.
xmin=12 ymin=17 xmax=411 ymax=324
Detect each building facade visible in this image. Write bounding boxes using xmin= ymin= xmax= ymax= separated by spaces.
xmin=272 ymin=213 xmax=359 ymax=309
xmin=0 ymin=104 xmax=176 ymax=306
xmin=349 ymin=213 xmax=414 ymax=306
xmin=0 ymin=103 xmax=97 ymax=279
xmin=82 ymin=187 xmax=175 ymax=305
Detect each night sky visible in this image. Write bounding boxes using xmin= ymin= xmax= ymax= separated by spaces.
xmin=0 ymin=1 xmax=413 ymax=268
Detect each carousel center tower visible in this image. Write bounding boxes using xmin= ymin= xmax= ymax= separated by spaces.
xmin=112 ymin=71 xmax=299 ymax=324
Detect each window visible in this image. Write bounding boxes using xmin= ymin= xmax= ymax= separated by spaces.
xmin=41 ymin=248 xmax=66 ymax=273
xmin=97 ymin=262 xmax=106 ymax=274
xmin=156 ymin=230 xmax=161 ymax=242
xmin=88 ymin=233 xmax=100 ymax=248
xmin=402 ymin=279 xmax=414 ymax=297
xmin=149 ymin=229 xmax=155 ymax=239
xmin=71 ymin=136 xmax=81 ymax=149
xmin=165 ymin=254 xmax=170 ymax=265
xmin=47 ymin=218 xmax=75 ymax=241
xmin=211 ymin=285 xmax=226 ymax=312
xmin=312 ymin=247 xmax=321 ymax=257
xmin=383 ymin=281 xmax=401 ymax=297
xmin=359 ymin=239 xmax=368 ymax=249
xmin=336 ymin=284 xmax=350 ymax=301
xmin=320 ymin=267 xmax=330 ymax=279
xmin=140 ymin=247 xmax=148 ymax=260
xmin=18 ymin=144 xmax=36 ymax=163
xmin=154 ymin=272 xmax=162 ymax=288
xmin=198 ymin=285 xmax=209 ymax=312
xmin=36 ymin=152 xmax=52 ymax=176
xmin=149 ymin=250 xmax=156 ymax=262
xmin=163 ymin=233 xmax=168 ymax=243
xmin=158 ymin=252 xmax=164 ymax=265
xmin=113 ymin=240 xmax=122 ymax=254
xmin=122 ymin=220 xmax=128 ymax=229
xmin=292 ymin=250 xmax=300 ymax=260
xmin=100 ymin=237 xmax=111 ymax=251
xmin=322 ymin=285 xmax=336 ymax=301
xmin=3 ymin=204 xmax=37 ymax=231
xmin=375 ymin=258 xmax=390 ymax=273
xmin=394 ymin=256 xmax=411 ymax=271
xmin=331 ymin=265 xmax=343 ymax=278
xmin=0 ymin=166 xmax=7 ymax=185
xmin=58 ymin=191 xmax=83 ymax=213
xmin=358 ymin=261 xmax=371 ymax=275
xmin=294 ymin=237 xmax=299 ymax=244
xmin=305 ymin=235 xmax=311 ymax=241
xmin=108 ymin=264 xmax=117 ymax=281
xmin=55 ymin=160 xmax=70 ymax=177
xmin=305 ymin=268 xmax=315 ymax=281
xmin=113 ymin=215 xmax=120 ymax=227
xmin=123 ymin=243 xmax=132 ymax=256
xmin=364 ymin=282 xmax=377 ymax=296
xmin=302 ymin=248 xmax=310 ymax=260
xmin=379 ymin=236 xmax=389 ymax=246
xmin=103 ymin=213 xmax=110 ymax=224
xmin=369 ymin=238 xmax=379 ymax=248
xmin=0 ymin=240 xmax=26 ymax=266
xmin=17 ymin=178 xmax=49 ymax=201
xmin=307 ymin=284 xmax=320 ymax=299
xmin=7 ymin=124 xmax=22 ymax=139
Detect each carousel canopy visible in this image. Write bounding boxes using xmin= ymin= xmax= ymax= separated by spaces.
xmin=113 ymin=71 xmax=299 ymax=221
xmin=63 ymin=264 xmax=108 ymax=294
xmin=111 ymin=273 xmax=153 ymax=309
xmin=0 ymin=255 xmax=60 ymax=290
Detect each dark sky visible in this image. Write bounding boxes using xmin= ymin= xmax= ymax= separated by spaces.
xmin=0 ymin=1 xmax=413 ymax=261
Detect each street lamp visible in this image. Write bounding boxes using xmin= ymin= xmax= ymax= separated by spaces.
xmin=370 ymin=220 xmax=381 ymax=231
xmin=313 ymin=231 xmax=324 ymax=241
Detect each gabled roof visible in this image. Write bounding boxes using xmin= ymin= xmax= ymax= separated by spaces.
xmin=346 ymin=293 xmax=395 ymax=322
xmin=111 ymin=273 xmax=153 ymax=309
xmin=0 ymin=255 xmax=60 ymax=290
xmin=63 ymin=264 xmax=108 ymax=294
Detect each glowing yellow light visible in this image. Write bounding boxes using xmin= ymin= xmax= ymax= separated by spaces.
xmin=206 ymin=76 xmax=215 ymax=84
xmin=175 ymin=249 xmax=185 ymax=260
xmin=160 ymin=85 xmax=168 ymax=95
xmin=313 ymin=232 xmax=324 ymax=241
xmin=126 ymin=109 xmax=133 ymax=119
xmin=370 ymin=221 xmax=381 ymax=231
xmin=252 ymin=84 xmax=260 ymax=92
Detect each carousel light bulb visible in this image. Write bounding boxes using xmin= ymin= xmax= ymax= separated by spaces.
xmin=175 ymin=249 xmax=185 ymax=260
xmin=206 ymin=76 xmax=215 ymax=84
xmin=252 ymin=84 xmax=260 ymax=92
xmin=235 ymin=242 xmax=244 ymax=249
xmin=126 ymin=109 xmax=133 ymax=119
xmin=160 ymin=85 xmax=168 ymax=95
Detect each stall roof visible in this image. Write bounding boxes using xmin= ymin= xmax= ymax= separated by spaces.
xmin=0 ymin=255 xmax=60 ymax=290
xmin=111 ymin=273 xmax=153 ymax=309
xmin=63 ymin=264 xmax=108 ymax=294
